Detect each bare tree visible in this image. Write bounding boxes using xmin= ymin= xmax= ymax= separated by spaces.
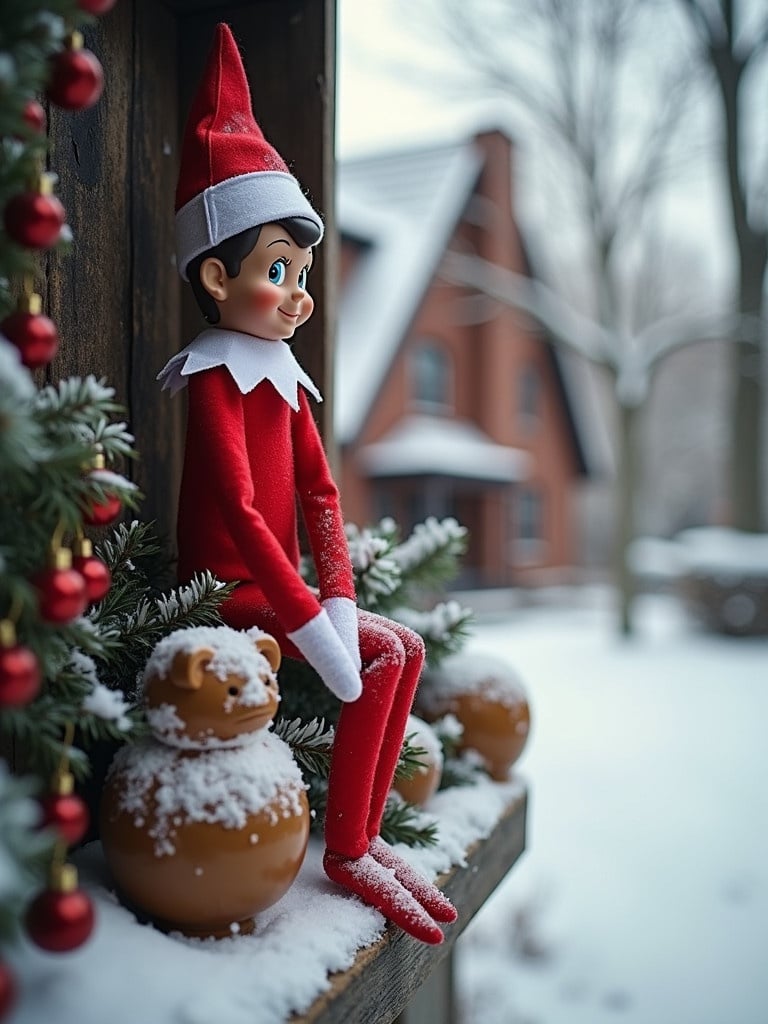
xmin=675 ymin=0 xmax=768 ymax=531
xmin=417 ymin=0 xmax=744 ymax=633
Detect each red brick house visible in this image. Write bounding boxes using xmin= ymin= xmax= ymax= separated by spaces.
xmin=335 ymin=129 xmax=591 ymax=588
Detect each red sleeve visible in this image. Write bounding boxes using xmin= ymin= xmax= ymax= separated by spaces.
xmin=292 ymin=391 xmax=356 ymax=603
xmin=185 ymin=369 xmax=322 ymax=631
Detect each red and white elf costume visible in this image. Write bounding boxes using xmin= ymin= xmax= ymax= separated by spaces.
xmin=157 ymin=23 xmax=455 ymax=944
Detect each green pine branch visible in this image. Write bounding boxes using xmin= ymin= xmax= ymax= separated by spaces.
xmin=390 ymin=516 xmax=468 ymax=594
xmin=380 ymin=796 xmax=439 ymax=848
xmin=392 ymin=601 xmax=474 ymax=667
xmin=394 ymin=732 xmax=430 ymax=782
xmin=273 ymin=716 xmax=335 ymax=779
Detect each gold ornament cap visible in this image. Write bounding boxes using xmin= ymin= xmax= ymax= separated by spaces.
xmin=51 ymin=770 xmax=75 ymax=797
xmin=73 ymin=537 xmax=93 ymax=558
xmin=50 ymin=547 xmax=73 ymax=571
xmin=18 ymin=293 xmax=43 ymax=316
xmin=0 ymin=619 xmax=17 ymax=648
xmin=50 ymin=862 xmax=79 ymax=894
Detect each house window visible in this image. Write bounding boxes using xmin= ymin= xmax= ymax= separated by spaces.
xmin=518 ymin=365 xmax=541 ymax=431
xmin=410 ymin=341 xmax=451 ymax=410
xmin=511 ymin=485 xmax=548 ymax=565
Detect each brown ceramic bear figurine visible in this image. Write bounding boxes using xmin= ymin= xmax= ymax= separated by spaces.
xmin=100 ymin=625 xmax=310 ymax=939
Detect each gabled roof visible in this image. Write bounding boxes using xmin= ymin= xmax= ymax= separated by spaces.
xmin=335 ymin=132 xmax=597 ymax=478
xmin=335 ymin=139 xmax=483 ymax=445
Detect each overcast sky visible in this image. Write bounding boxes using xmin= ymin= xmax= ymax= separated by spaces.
xmin=336 ymin=0 xmax=740 ymax=304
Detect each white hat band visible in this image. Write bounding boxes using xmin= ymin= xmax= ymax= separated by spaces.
xmin=175 ymin=170 xmax=324 ymax=280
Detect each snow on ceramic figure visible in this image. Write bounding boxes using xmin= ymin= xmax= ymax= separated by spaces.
xmin=418 ymin=652 xmax=531 ymax=781
xmin=100 ymin=625 xmax=310 ymax=939
xmin=156 ymin=23 xmax=456 ymax=944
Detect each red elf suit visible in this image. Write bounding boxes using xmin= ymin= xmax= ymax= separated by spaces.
xmin=158 ymin=23 xmax=456 ymax=945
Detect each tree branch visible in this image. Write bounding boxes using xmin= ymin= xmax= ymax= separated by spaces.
xmin=439 ymin=250 xmax=613 ymax=365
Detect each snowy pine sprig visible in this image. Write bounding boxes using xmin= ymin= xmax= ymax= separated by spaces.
xmin=344 ymin=521 xmax=402 ymax=611
xmin=390 ymin=516 xmax=468 ymax=591
xmin=380 ymin=795 xmax=439 ymax=848
xmin=0 ymin=365 xmax=141 ymax=562
xmin=90 ymin=524 xmax=234 ymax=700
xmin=394 ymin=732 xmax=432 ymax=782
xmin=273 ymin=716 xmax=335 ymax=778
xmin=392 ymin=600 xmax=474 ymax=667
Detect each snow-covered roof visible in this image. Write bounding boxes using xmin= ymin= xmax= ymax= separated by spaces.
xmin=357 ymin=415 xmax=530 ymax=484
xmin=335 ymin=139 xmax=483 ymax=445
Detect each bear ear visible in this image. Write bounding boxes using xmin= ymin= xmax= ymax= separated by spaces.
xmin=254 ymin=634 xmax=281 ymax=674
xmin=168 ymin=647 xmax=214 ymax=690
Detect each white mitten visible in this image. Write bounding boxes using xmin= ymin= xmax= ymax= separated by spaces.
xmin=288 ymin=609 xmax=362 ymax=702
xmin=322 ymin=596 xmax=362 ymax=671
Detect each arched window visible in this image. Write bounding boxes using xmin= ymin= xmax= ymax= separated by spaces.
xmin=410 ymin=341 xmax=452 ymax=410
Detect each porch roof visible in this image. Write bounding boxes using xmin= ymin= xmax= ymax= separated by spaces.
xmin=357 ymin=415 xmax=530 ymax=484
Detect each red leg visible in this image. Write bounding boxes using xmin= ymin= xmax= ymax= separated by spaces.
xmin=324 ymin=613 xmax=405 ymax=857
xmin=364 ymin=614 xmax=425 ymax=841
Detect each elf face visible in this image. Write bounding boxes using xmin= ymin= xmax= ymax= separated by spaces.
xmin=203 ymin=222 xmax=315 ymax=340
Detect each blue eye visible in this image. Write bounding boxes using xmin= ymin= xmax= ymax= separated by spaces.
xmin=298 ymin=267 xmax=308 ymax=290
xmin=269 ymin=260 xmax=286 ymax=285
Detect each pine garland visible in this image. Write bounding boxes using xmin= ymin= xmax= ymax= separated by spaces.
xmin=0 ymin=347 xmax=145 ymax=780
xmin=0 ymin=1 xmax=97 ymax=315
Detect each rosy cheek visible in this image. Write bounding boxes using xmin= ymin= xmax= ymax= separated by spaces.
xmin=251 ymin=283 xmax=281 ymax=312
xmin=297 ymin=294 xmax=314 ymax=325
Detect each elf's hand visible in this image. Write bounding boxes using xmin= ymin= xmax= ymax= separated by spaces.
xmin=322 ymin=597 xmax=362 ymax=671
xmin=288 ymin=609 xmax=362 ymax=702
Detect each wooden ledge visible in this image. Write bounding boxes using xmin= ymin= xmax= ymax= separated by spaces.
xmin=293 ymin=789 xmax=528 ymax=1024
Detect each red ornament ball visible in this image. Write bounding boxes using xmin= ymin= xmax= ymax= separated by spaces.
xmin=34 ymin=565 xmax=87 ymax=624
xmin=0 ymin=961 xmax=16 ymax=1021
xmin=39 ymin=792 xmax=90 ymax=847
xmin=1 ymin=309 xmax=59 ymax=369
xmin=77 ymin=0 xmax=118 ymax=12
xmin=72 ymin=553 xmax=111 ymax=603
xmin=47 ymin=46 xmax=104 ymax=111
xmin=21 ymin=99 xmax=46 ymax=134
xmin=0 ymin=645 xmax=41 ymax=708
xmin=25 ymin=886 xmax=95 ymax=953
xmin=4 ymin=191 xmax=66 ymax=249
xmin=82 ymin=492 xmax=122 ymax=527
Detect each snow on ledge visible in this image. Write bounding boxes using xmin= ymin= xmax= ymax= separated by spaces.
xmin=9 ymin=775 xmax=524 ymax=1024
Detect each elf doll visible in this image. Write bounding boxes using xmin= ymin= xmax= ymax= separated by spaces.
xmin=157 ymin=24 xmax=456 ymax=945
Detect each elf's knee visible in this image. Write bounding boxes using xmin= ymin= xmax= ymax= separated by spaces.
xmin=366 ymin=628 xmax=406 ymax=676
xmin=399 ymin=626 xmax=425 ymax=665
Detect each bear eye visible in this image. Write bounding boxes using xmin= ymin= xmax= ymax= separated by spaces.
xmin=227 ymin=685 xmax=239 ymax=697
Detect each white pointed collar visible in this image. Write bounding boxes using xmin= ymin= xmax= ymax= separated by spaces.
xmin=156 ymin=329 xmax=322 ymax=410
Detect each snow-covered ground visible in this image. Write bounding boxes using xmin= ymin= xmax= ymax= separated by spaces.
xmin=455 ymin=589 xmax=768 ymax=1024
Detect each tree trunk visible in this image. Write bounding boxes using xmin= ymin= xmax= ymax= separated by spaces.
xmin=731 ymin=242 xmax=767 ymax=532
xmin=615 ymin=400 xmax=638 ymax=636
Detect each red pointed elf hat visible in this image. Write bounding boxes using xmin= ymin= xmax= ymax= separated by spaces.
xmin=174 ymin=23 xmax=323 ymax=280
